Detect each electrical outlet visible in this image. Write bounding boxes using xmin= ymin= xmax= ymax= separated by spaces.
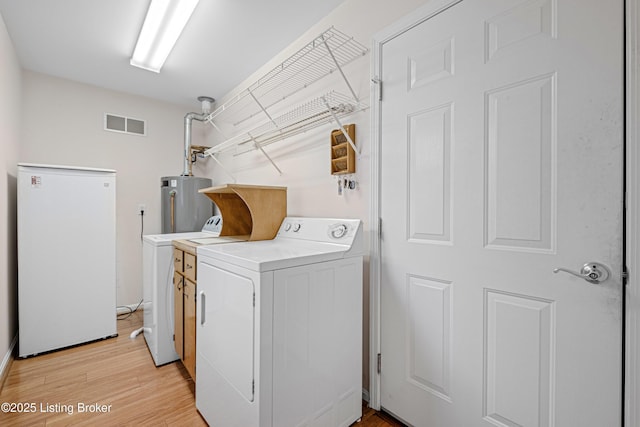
xmin=138 ymin=204 xmax=146 ymax=215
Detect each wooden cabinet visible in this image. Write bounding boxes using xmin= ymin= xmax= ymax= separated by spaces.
xmin=173 ymin=272 xmax=184 ymax=360
xmin=173 ymin=248 xmax=183 ymax=276
xmin=172 ymin=244 xmax=197 ymax=381
xmin=183 ymin=279 xmax=197 ymax=380
xmin=330 ymin=124 xmax=356 ymax=175
xmin=184 ymin=253 xmax=196 ymax=282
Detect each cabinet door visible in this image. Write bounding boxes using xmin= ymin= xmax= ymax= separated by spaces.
xmin=174 ymin=248 xmax=184 ymax=273
xmin=184 ymin=252 xmax=196 ymax=283
xmin=173 ymin=272 xmax=183 ymax=359
xmin=183 ymin=279 xmax=197 ymax=380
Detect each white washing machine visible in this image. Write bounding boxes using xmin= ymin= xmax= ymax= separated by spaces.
xmin=196 ymin=217 xmax=364 ymax=427
xmin=142 ymin=216 xmax=244 ymax=366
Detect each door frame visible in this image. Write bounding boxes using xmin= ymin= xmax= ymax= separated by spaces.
xmin=368 ymin=1 xmax=639 ymax=425
xmin=625 ymin=0 xmax=640 ymax=425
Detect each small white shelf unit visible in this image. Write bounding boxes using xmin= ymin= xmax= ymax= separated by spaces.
xmin=203 ymin=27 xmax=368 ymax=176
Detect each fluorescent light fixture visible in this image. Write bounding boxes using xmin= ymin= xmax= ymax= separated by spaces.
xmin=130 ymin=0 xmax=200 ymax=73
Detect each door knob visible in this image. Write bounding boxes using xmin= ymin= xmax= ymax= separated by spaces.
xmin=553 ymin=262 xmax=610 ymax=284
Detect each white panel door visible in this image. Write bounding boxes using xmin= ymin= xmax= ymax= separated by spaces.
xmin=379 ymin=0 xmax=623 ymax=426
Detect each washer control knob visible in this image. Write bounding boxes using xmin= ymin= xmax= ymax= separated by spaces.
xmin=330 ymin=224 xmax=348 ymax=239
xmin=292 ymin=223 xmax=301 ymax=232
xmin=284 ymin=223 xmax=291 ymax=232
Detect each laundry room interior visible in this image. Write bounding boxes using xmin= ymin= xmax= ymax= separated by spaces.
xmin=1 ymin=0 xmax=640 ymax=426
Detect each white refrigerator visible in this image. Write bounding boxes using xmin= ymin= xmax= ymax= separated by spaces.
xmin=18 ymin=163 xmax=117 ymax=357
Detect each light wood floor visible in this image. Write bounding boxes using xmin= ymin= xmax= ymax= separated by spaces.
xmin=0 ymin=310 xmax=403 ymax=426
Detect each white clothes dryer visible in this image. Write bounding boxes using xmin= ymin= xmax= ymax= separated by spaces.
xmin=195 ymin=217 xmax=364 ymax=427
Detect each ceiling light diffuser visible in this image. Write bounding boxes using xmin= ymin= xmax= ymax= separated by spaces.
xmin=130 ymin=0 xmax=200 ymax=73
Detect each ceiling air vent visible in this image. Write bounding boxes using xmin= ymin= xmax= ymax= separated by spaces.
xmin=104 ymin=113 xmax=146 ymax=136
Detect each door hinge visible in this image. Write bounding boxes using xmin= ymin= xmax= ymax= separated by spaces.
xmin=377 ymin=353 xmax=382 ymax=374
xmin=253 ymin=292 xmax=256 ymax=307
xmin=172 ymin=334 xmax=175 ymax=342
xmin=372 ymin=78 xmax=382 ymax=101
xmin=252 ymin=380 xmax=255 ymax=395
xmin=623 ymin=266 xmax=629 ymax=285
xmin=378 ymin=217 xmax=382 ymax=240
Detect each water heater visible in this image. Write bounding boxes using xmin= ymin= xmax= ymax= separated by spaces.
xmin=161 ymin=176 xmax=213 ymax=233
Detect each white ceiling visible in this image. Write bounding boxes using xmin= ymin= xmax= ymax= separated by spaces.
xmin=0 ymin=0 xmax=346 ymax=109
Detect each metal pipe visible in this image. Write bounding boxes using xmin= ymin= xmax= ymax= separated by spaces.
xmin=183 ymin=112 xmax=206 ymax=176
xmin=182 ymin=96 xmax=214 ymax=176
xmin=170 ymin=190 xmax=176 ymax=233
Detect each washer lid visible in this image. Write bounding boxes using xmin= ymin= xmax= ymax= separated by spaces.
xmin=197 ymin=239 xmax=352 ymax=272
xmin=142 ymin=231 xmax=216 ymax=246
xmin=197 ymin=217 xmax=363 ymax=272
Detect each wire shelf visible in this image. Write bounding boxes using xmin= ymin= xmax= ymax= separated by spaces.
xmin=204 ymin=27 xmax=368 ymax=175
xmin=205 ymin=91 xmax=366 ymax=155
xmin=205 ymin=27 xmax=368 ymax=127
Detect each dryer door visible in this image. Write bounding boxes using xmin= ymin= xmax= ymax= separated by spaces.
xmin=197 ymin=262 xmax=255 ymax=407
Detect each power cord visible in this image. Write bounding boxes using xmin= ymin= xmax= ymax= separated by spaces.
xmin=117 ymin=299 xmax=143 ymax=320
xmin=139 ymin=207 xmax=145 ymax=241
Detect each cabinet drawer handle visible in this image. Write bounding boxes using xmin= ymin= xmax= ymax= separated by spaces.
xmin=175 ymin=258 xmax=181 ymax=262
xmin=186 ymin=264 xmax=193 ymax=270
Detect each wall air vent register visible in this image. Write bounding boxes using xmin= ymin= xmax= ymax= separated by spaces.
xmin=104 ymin=113 xmax=146 ymax=136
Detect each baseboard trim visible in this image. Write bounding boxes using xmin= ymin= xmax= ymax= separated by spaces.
xmin=0 ymin=334 xmax=17 ymax=392
xmin=362 ymin=388 xmax=370 ymax=403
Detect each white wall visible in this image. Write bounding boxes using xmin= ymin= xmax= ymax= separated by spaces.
xmin=0 ymin=12 xmax=21 ymax=372
xmin=203 ymin=0 xmax=430 ymax=395
xmin=21 ymin=71 xmax=208 ymax=307
xmin=207 ymin=0 xmax=431 ymax=207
